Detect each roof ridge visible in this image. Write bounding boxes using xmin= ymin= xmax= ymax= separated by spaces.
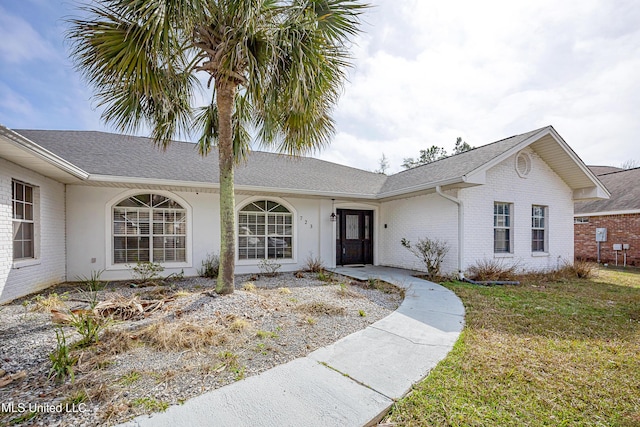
xmin=388 ymin=125 xmax=551 ymax=177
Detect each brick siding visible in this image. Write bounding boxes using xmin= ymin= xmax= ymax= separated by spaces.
xmin=574 ymin=213 xmax=640 ymax=266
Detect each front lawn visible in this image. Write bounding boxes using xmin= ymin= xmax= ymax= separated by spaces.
xmin=384 ymin=267 xmax=640 ymax=426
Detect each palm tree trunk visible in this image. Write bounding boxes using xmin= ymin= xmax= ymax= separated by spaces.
xmin=215 ymin=82 xmax=237 ymax=294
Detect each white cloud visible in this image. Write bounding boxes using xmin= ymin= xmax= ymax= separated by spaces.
xmin=0 ymin=6 xmax=59 ymax=64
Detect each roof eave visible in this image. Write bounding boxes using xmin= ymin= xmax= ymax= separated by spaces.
xmin=375 ymin=177 xmax=472 ymax=200
xmin=0 ymin=125 xmax=90 ymax=181
xmin=87 ymin=174 xmax=379 ymax=199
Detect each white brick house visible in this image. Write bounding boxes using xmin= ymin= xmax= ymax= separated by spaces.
xmin=0 ymin=125 xmax=608 ymax=303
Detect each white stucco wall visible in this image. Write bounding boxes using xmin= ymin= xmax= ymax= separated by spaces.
xmin=0 ymin=158 xmax=66 ymax=304
xmin=378 ymin=193 xmax=459 ymax=273
xmin=66 ymin=186 xmax=336 ymax=280
xmin=459 ymin=147 xmax=575 ymax=273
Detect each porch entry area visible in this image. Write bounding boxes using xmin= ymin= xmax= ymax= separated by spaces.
xmin=336 ymin=209 xmax=373 ymax=265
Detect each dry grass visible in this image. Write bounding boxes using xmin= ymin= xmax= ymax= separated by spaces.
xmin=242 ymin=282 xmax=257 ymax=292
xmin=278 ymin=287 xmax=292 ymax=294
xmin=137 ymin=320 xmax=227 ymax=351
xmin=229 ymin=318 xmax=250 ymax=332
xmin=296 ymin=301 xmax=346 ymax=316
xmin=385 ymin=268 xmax=640 ymax=426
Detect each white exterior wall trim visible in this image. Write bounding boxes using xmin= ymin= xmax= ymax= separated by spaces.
xmin=575 ymin=209 xmax=640 ymax=217
xmin=88 ymin=174 xmax=379 ymax=199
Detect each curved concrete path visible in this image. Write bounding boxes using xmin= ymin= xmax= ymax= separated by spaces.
xmin=118 ymin=266 xmax=465 ymax=427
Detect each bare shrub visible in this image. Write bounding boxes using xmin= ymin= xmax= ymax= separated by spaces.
xmin=400 ymin=237 xmax=449 ymax=279
xmin=198 ymin=253 xmax=220 ymax=278
xmin=304 ymin=255 xmax=325 ymax=273
xmin=466 ymin=258 xmax=520 ymax=281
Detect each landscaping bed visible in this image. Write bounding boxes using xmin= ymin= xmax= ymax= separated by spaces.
xmin=0 ymin=272 xmax=402 ymax=426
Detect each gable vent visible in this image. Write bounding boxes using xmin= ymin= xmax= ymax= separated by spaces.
xmin=516 ymin=152 xmax=532 ymax=178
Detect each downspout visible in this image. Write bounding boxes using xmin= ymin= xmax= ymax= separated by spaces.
xmin=435 ymin=186 xmax=465 ymax=280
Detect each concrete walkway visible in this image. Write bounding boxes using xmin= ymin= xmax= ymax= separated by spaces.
xmin=117 ymin=266 xmax=465 ymax=427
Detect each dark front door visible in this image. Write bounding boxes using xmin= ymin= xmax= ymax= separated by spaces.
xmin=336 ymin=209 xmax=373 ymax=265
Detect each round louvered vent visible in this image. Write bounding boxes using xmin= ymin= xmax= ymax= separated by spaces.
xmin=516 ymin=152 xmax=532 ymax=178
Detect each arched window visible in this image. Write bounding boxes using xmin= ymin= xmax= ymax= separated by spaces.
xmin=238 ymin=200 xmax=292 ymax=260
xmin=113 ymin=193 xmax=186 ymax=264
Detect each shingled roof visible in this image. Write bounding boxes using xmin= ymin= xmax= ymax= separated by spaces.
xmin=7 ymin=126 xmax=605 ymax=200
xmin=575 ymin=167 xmax=640 ymax=214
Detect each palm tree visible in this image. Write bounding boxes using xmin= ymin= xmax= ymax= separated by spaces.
xmin=67 ymin=0 xmax=367 ymax=294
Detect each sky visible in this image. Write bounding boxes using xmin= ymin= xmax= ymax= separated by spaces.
xmin=1 ymin=0 xmax=639 ymax=174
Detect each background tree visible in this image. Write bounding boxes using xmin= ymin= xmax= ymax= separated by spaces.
xmin=453 ymin=136 xmax=473 ymax=154
xmin=402 ymin=146 xmax=448 ymax=169
xmin=402 ymin=136 xmax=473 ymax=169
xmin=68 ymin=0 xmax=367 ymax=294
xmin=621 ymin=159 xmax=639 ymax=169
xmin=375 ymin=153 xmax=389 ymax=174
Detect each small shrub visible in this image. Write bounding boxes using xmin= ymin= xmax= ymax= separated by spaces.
xmin=70 ymin=310 xmax=109 ymax=348
xmin=304 ymin=255 xmax=325 ymax=273
xmin=49 ymin=328 xmax=77 ymax=383
xmin=317 ymin=269 xmax=335 ymax=282
xmin=130 ymin=261 xmax=164 ymax=283
xmin=198 ymin=253 xmax=220 ymax=278
xmin=466 ymin=258 xmax=520 ymax=281
xmin=401 ymin=237 xmax=449 ymax=279
xmin=358 ymin=310 xmax=366 ymax=317
xmin=258 ymin=259 xmax=281 ymax=276
xmin=32 ymin=293 xmax=68 ymax=313
xmin=278 ymin=287 xmax=292 ymax=294
xmin=305 ymin=316 xmax=317 ymax=325
xmin=76 ymin=269 xmax=107 ymax=292
xmin=294 ymin=271 xmax=305 ymax=278
xmin=569 ymin=259 xmax=596 ymax=279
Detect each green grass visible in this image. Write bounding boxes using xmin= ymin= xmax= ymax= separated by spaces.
xmin=384 ymin=267 xmax=640 ymax=426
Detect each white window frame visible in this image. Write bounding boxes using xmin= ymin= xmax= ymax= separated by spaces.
xmin=531 ymin=205 xmax=548 ymax=253
xmin=494 ymin=202 xmax=513 ymax=254
xmin=12 ymin=179 xmax=36 ymax=261
xmin=106 ymin=190 xmax=192 ymax=270
xmin=236 ymin=197 xmax=297 ymax=265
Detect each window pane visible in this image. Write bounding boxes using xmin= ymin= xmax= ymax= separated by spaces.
xmin=24 ymin=185 xmax=33 ymax=202
xmin=346 ymin=215 xmax=359 ymax=239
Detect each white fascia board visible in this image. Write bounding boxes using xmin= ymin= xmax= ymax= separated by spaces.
xmin=87 ymin=174 xmax=379 ymax=199
xmin=546 ymin=127 xmax=610 ymax=199
xmin=575 ymin=209 xmax=640 ymax=217
xmin=463 ymin=127 xmax=551 ymax=178
xmin=375 ymin=177 xmax=468 ymax=200
xmin=0 ymin=125 xmax=90 ymax=179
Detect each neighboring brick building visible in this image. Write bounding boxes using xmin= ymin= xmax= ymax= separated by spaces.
xmin=575 ymin=167 xmax=640 ymax=266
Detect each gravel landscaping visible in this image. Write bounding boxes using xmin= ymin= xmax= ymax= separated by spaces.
xmin=0 ymin=272 xmax=402 ymax=426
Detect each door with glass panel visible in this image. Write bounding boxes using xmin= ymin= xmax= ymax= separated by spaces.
xmin=336 ymin=209 xmax=373 ymax=265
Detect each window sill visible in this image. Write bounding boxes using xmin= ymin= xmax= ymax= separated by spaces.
xmin=531 ymin=252 xmax=549 ymax=257
xmin=236 ymin=259 xmax=297 ymax=266
xmin=12 ymin=259 xmax=41 ymax=269
xmin=493 ymin=253 xmax=514 ymax=258
xmin=106 ymin=262 xmax=192 ymax=271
